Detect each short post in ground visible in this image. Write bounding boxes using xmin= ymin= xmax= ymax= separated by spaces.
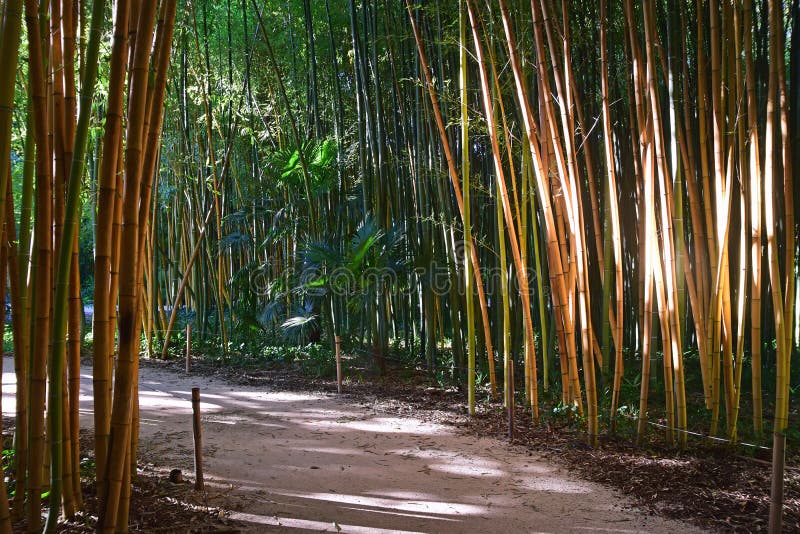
xmin=186 ymin=323 xmax=192 ymax=373
xmin=191 ymin=387 xmax=204 ymax=491
xmin=335 ymin=335 xmax=343 ymax=394
xmin=769 ymin=431 xmax=786 ymax=533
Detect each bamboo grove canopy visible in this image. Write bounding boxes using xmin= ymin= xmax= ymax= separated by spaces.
xmin=0 ymin=0 xmax=798 ymax=531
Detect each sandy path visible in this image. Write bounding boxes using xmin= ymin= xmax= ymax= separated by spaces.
xmin=3 ymin=359 xmax=705 ymax=533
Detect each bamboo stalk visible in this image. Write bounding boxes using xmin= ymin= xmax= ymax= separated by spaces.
xmin=24 ymin=0 xmax=54 ymax=527
xmin=100 ymin=1 xmax=160 ymax=529
xmin=93 ymin=0 xmax=130 ymax=487
xmin=467 ymin=0 xmax=539 ymax=423
xmin=743 ymin=0 xmax=763 ymax=436
xmin=498 ymin=0 xmax=579 ymax=423
xmin=459 ymin=0 xmax=477 ymax=414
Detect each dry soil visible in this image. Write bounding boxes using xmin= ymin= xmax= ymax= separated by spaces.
xmin=3 ymin=359 xmax=707 ymax=533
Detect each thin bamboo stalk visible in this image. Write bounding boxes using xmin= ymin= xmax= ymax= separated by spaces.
xmin=743 ymin=0 xmax=763 ymax=436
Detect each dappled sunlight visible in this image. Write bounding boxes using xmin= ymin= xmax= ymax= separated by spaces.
xmin=229 ymin=512 xmax=430 ymax=534
xmin=0 ymin=357 xmax=698 ymax=532
xmin=336 ymin=505 xmax=464 ymax=522
xmin=228 ymin=390 xmax=323 ymax=403
xmin=515 ymin=476 xmax=592 ymax=494
xmin=252 ymin=409 xmax=339 ymax=421
xmin=310 ymin=416 xmax=444 ymax=435
xmin=428 ymin=461 xmax=506 ymax=478
xmin=1 ymin=370 xmax=16 ymax=415
xmin=138 ymin=390 xmax=221 ymax=413
xmin=296 ymin=446 xmax=363 ymax=456
xmin=191 ymin=392 xmax=233 ymax=401
xmin=1 ymin=372 xmax=15 ymax=388
xmin=139 ymin=417 xmax=171 ymax=427
xmin=203 ymin=413 xmax=289 ymax=431
xmin=388 ymin=447 xmax=469 ymax=460
xmin=572 ymin=528 xmax=663 ymax=533
xmin=386 ymin=447 xmax=509 ymax=478
xmin=140 ymin=379 xmax=166 ymax=388
xmin=363 ymin=490 xmax=443 ymax=501
xmin=255 ymin=408 xmax=371 ymax=423
xmin=275 ymin=490 xmax=486 ymax=516
xmin=515 ymin=462 xmax=556 ymax=475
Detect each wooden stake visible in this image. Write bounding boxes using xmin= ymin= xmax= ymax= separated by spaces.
xmin=191 ymin=387 xmax=204 ymax=491
xmin=769 ymin=431 xmax=786 ymax=533
xmin=507 ymin=355 xmax=514 ymax=441
xmin=186 ymin=323 xmax=192 ymax=374
xmin=335 ymin=335 xmax=342 ymax=394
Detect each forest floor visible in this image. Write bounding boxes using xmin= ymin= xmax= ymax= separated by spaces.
xmin=154 ymin=356 xmax=800 ymax=533
xmin=2 ymin=356 xmax=709 ymax=533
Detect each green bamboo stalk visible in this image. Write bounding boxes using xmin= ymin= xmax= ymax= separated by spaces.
xmin=11 ymin=97 xmax=34 ymax=520
xmin=525 ymin=138 xmax=549 ymax=394
xmin=0 ymin=0 xmax=24 ymax=231
xmin=45 ymin=0 xmax=107 ymax=530
xmin=459 ymin=0 xmax=476 ymax=415
xmin=25 ymin=0 xmax=55 ymax=528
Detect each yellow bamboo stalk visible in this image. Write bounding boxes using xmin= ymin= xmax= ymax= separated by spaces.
xmin=642 ymin=0 xmax=687 ymax=446
xmin=600 ymin=0 xmax=625 ymax=426
xmin=535 ymin=0 xmax=596 ymax=442
xmin=698 ymin=0 xmax=717 ymax=338
xmin=708 ymin=148 xmax=734 ymax=437
xmin=100 ymin=1 xmax=159 ymax=529
xmin=531 ymin=1 xmax=598 ymax=445
xmin=505 ymin=0 xmax=579 ymax=410
xmin=459 ymin=0 xmax=476 ymax=414
xmin=637 ymin=143 xmax=656 ymax=445
xmin=24 ymin=0 xmax=54 ymax=528
xmin=93 ymin=0 xmax=129 ymax=486
xmin=466 ymin=0 xmax=539 ymax=422
xmin=482 ymin=33 xmax=517 ymax=403
xmin=776 ymin=0 xmax=795 ymax=378
xmin=743 ymin=0 xmax=763 ymax=435
xmin=764 ymin=0 xmax=788 ymax=435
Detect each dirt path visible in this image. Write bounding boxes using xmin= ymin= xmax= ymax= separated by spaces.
xmin=3 ymin=359 xmax=706 ymax=533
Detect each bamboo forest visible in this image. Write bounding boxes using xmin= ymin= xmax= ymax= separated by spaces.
xmin=0 ymin=0 xmax=798 ymax=531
